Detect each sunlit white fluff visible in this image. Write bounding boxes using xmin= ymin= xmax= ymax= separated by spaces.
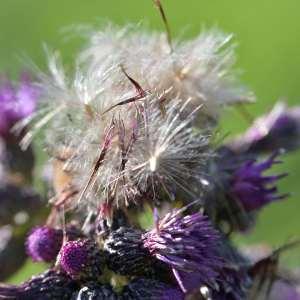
xmin=123 ymin=97 xmax=211 ymax=203
xmin=62 ymin=95 xmax=211 ymax=213
xmin=22 ymin=24 xmax=253 ymax=216
xmin=80 ymin=24 xmax=254 ymax=119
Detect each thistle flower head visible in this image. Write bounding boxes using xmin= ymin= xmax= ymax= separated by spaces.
xmin=104 ymin=226 xmax=154 ymax=276
xmin=26 ymin=226 xmax=63 ymax=262
xmin=122 ymin=278 xmax=184 ymax=300
xmin=149 ymin=231 xmax=251 ymax=297
xmin=58 ymin=239 xmax=105 ymax=280
xmin=0 ymin=73 xmax=39 ymax=137
xmin=142 ymin=209 xmax=222 ymax=292
xmin=21 ymin=23 xmax=254 ymax=215
xmin=229 ymin=102 xmax=300 ymax=153
xmin=34 ymin=79 xmax=211 ymax=214
xmin=230 ymin=152 xmax=287 ymax=211
xmin=0 ymin=269 xmax=76 ymax=300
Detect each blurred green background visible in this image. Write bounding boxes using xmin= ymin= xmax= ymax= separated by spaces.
xmin=0 ymin=0 xmax=299 ymax=282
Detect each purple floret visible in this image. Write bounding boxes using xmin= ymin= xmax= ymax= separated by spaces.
xmin=142 ymin=209 xmax=223 ymax=292
xmin=58 ymin=239 xmax=105 ymax=280
xmin=59 ymin=239 xmax=89 ymax=278
xmin=230 ymin=152 xmax=287 ymax=211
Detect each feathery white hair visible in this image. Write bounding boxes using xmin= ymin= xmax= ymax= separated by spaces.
xmin=21 ymin=24 xmax=253 ymax=214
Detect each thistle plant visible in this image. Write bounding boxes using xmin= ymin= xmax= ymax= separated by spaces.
xmin=1 ymin=1 xmax=300 ymax=299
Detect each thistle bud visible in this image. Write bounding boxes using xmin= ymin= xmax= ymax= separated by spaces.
xmin=26 ymin=226 xmax=63 ymax=262
xmin=104 ymin=227 xmax=154 ymax=276
xmin=58 ymin=239 xmax=106 ymax=280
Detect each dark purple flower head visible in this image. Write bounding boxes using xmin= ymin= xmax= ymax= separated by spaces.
xmin=59 ymin=239 xmax=105 ymax=280
xmin=122 ymin=278 xmax=184 ymax=300
xmin=175 ymin=236 xmax=252 ymax=298
xmin=0 ymin=269 xmax=76 ymax=300
xmin=26 ymin=226 xmax=63 ymax=262
xmin=0 ymin=73 xmax=39 ymax=137
xmin=230 ymin=152 xmax=287 ymax=212
xmin=229 ymin=102 xmax=300 ymax=153
xmin=104 ymin=226 xmax=155 ymax=276
xmin=142 ymin=209 xmax=222 ymax=292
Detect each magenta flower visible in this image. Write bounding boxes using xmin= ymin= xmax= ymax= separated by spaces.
xmin=26 ymin=225 xmax=82 ymax=263
xmin=0 ymin=73 xmax=39 ymax=136
xmin=26 ymin=226 xmax=63 ymax=262
xmin=58 ymin=239 xmax=105 ymax=280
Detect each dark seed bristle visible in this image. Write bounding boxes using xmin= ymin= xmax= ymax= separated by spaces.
xmin=104 ymin=227 xmax=154 ymax=276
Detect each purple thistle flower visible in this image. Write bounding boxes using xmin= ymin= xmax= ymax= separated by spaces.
xmin=0 ymin=73 xmax=39 ymax=137
xmin=174 ymin=236 xmax=252 ymax=299
xmin=230 ymin=152 xmax=287 ymax=212
xmin=26 ymin=226 xmax=63 ymax=262
xmin=122 ymin=278 xmax=184 ymax=300
xmin=229 ymin=102 xmax=300 ymax=153
xmin=142 ymin=209 xmax=222 ymax=292
xmin=58 ymin=239 xmax=105 ymax=280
